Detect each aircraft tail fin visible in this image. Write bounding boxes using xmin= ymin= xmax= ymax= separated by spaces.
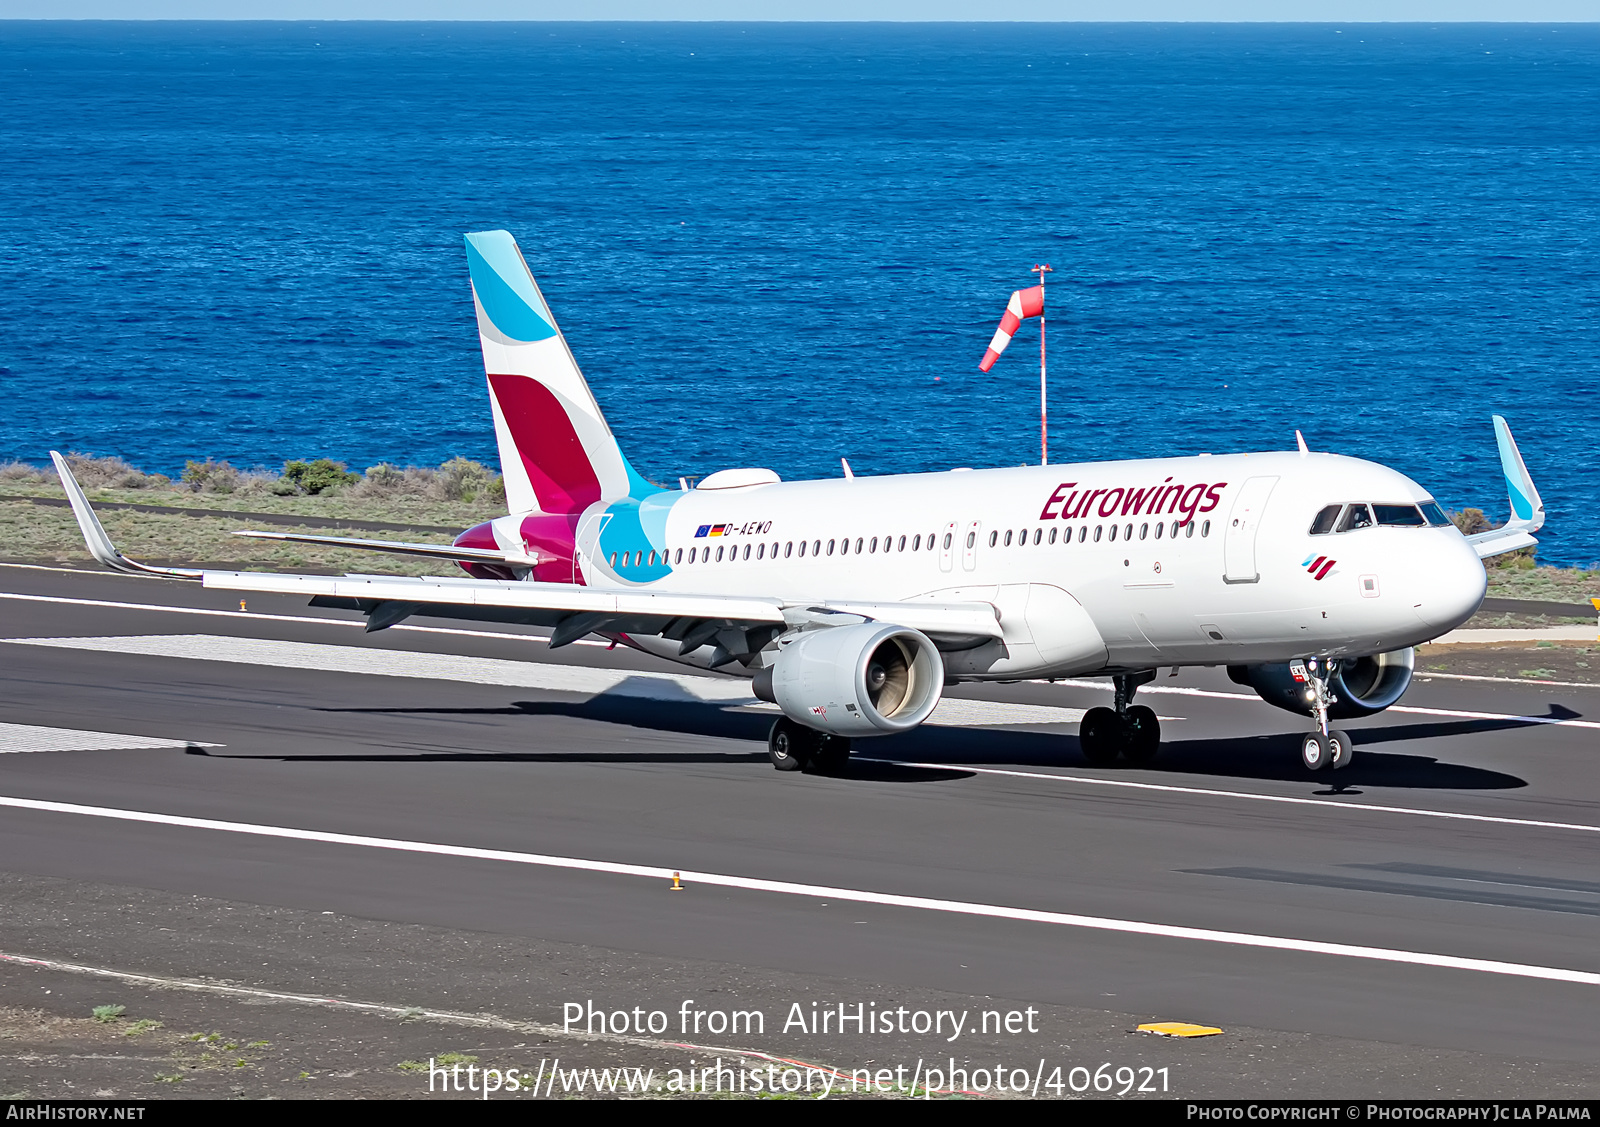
xmin=463 ymin=231 xmax=650 ymax=516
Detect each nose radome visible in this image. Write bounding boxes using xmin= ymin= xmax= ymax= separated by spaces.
xmin=1413 ymin=538 xmax=1488 ymax=633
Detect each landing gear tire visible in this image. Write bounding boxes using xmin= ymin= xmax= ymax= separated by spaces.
xmin=1121 ymin=705 xmax=1161 ymax=766
xmin=768 ymin=718 xmax=814 ymax=772
xmin=1301 ymin=732 xmax=1330 ymax=771
xmin=809 ymin=735 xmax=852 ymax=775
xmin=1080 ymin=707 xmax=1123 ymax=766
xmin=1328 ymin=728 xmax=1354 ymax=769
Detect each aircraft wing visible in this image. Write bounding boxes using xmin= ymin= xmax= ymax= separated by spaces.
xmin=1465 ymin=416 xmax=1546 ymax=561
xmin=50 ymin=451 xmax=1001 ymax=654
xmin=232 ymin=529 xmax=541 ymax=569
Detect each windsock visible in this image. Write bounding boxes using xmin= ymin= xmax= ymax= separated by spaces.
xmin=978 ymin=285 xmax=1044 ymax=372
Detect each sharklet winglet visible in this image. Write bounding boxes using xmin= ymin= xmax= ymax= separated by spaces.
xmin=49 ymin=452 xmax=201 ymax=580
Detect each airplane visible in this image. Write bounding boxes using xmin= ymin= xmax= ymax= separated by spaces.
xmin=51 ymin=229 xmax=1547 ymax=775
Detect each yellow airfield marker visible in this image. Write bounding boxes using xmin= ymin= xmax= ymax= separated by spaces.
xmin=239 ymin=600 xmax=247 ymax=611
xmin=1590 ymin=598 xmax=1600 ymax=641
xmin=670 ymin=872 xmax=684 ymax=892
xmin=1137 ymin=1021 xmax=1223 ymax=1038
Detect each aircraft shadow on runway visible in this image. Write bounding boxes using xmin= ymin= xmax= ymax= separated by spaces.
xmin=283 ymin=693 xmax=1538 ymax=790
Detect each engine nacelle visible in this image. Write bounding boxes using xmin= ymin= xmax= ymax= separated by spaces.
xmin=753 ymin=623 xmax=944 ymax=737
xmin=1228 ymin=648 xmax=1415 ymax=719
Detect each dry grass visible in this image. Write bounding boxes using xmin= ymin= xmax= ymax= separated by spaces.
xmin=0 ymin=501 xmax=467 ymax=577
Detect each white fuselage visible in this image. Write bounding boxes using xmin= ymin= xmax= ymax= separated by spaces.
xmin=503 ymin=450 xmax=1487 ymax=681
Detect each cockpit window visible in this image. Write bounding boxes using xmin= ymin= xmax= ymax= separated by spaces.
xmin=1309 ymin=505 xmax=1342 ymax=535
xmin=1337 ymin=504 xmax=1374 ymax=532
xmin=1420 ymin=501 xmax=1451 ymax=527
xmin=1374 ymin=504 xmax=1427 ymax=527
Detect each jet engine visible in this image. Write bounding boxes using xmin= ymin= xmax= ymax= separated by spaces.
xmin=1228 ymin=648 xmax=1414 ymax=719
xmin=752 ymin=623 xmax=944 ymax=737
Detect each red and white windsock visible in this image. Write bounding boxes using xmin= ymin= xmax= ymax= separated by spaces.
xmin=978 ymin=285 xmax=1044 ymax=372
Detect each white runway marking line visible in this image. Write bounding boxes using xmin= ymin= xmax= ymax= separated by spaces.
xmin=0 ymin=949 xmax=888 ymax=1094
xmin=863 ymin=760 xmax=1600 ymax=836
xmin=5 ymin=634 xmax=1088 ymax=728
xmin=0 ymin=722 xmax=217 ymax=755
xmin=1419 ymin=671 xmax=1600 ymax=690
xmin=2 ymin=794 xmax=1598 ymax=989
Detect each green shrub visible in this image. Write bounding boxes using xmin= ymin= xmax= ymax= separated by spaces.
xmin=432 ymin=456 xmax=497 ymax=503
xmin=1450 ymin=508 xmax=1491 ymax=535
xmin=181 ymin=458 xmax=242 ymax=493
xmin=281 ymin=458 xmax=360 ymax=496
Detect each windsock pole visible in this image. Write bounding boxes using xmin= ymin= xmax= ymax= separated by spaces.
xmin=1033 ymin=263 xmax=1053 ymax=465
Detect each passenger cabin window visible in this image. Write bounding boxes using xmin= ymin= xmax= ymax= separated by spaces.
xmin=1108 ymin=524 xmax=1117 ymax=542
xmin=1094 ymin=525 xmax=1103 ymax=542
xmin=990 ymin=531 xmax=999 ymax=548
xmin=1374 ymin=504 xmax=1427 ymax=527
xmin=1337 ymin=504 xmax=1374 ymax=532
xmin=1004 ymin=530 xmax=1013 ymax=547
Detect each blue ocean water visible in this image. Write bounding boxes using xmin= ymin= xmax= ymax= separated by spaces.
xmin=2 ymin=22 xmax=1597 ymax=561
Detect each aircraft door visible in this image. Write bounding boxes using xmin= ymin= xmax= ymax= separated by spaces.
xmin=1223 ymin=476 xmax=1278 ymax=584
xmin=939 ymin=521 xmax=956 ymax=573
xmin=573 ymin=512 xmax=611 ymax=583
xmin=962 ymin=521 xmax=981 ymax=571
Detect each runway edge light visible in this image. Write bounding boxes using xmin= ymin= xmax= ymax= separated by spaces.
xmin=1136 ymin=1021 xmax=1223 ymax=1038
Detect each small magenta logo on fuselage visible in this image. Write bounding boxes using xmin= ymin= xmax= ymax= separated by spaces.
xmin=1303 ymin=555 xmax=1336 ymax=580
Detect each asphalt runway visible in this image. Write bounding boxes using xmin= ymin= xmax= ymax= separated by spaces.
xmin=1 ymin=564 xmax=1598 ymax=1097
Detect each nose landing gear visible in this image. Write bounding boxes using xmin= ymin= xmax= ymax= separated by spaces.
xmin=1079 ymin=670 xmax=1161 ymax=767
xmin=1294 ymin=658 xmax=1354 ymax=771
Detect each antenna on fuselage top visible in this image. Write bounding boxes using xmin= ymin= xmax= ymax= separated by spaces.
xmin=1295 ymin=430 xmax=1309 ymax=456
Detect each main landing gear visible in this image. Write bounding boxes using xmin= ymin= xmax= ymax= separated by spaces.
xmin=1294 ymin=658 xmax=1354 ymax=771
xmin=768 ymin=717 xmax=852 ymax=775
xmin=1079 ymin=670 xmax=1161 ymax=767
